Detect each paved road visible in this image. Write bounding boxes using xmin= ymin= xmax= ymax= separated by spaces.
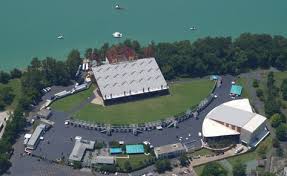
xmin=6 ymin=75 xmax=236 ymax=176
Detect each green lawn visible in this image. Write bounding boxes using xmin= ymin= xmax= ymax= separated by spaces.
xmin=73 ymin=79 xmax=214 ymax=124
xmin=0 ymin=79 xmax=22 ymax=110
xmin=116 ymin=154 xmax=153 ymax=171
xmin=51 ymin=84 xmax=95 ymax=112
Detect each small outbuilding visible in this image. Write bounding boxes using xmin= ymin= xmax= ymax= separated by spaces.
xmin=154 ymin=143 xmax=187 ymax=159
xmin=69 ymin=138 xmax=95 ymax=162
xmin=26 ymin=124 xmax=46 ymax=150
xmin=230 ymin=85 xmax=243 ymax=96
xmin=92 ymin=156 xmax=115 ymax=165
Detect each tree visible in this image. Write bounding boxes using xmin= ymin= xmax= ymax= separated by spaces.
xmin=257 ymin=142 xmax=268 ymax=159
xmin=256 ymin=88 xmax=264 ymax=99
xmin=84 ymin=48 xmax=93 ymax=59
xmin=272 ymin=138 xmax=280 ymax=148
xmin=0 ymin=87 xmax=15 ymax=106
xmin=0 ymin=154 xmax=11 ymax=175
xmin=99 ymin=164 xmax=117 ymax=173
xmin=10 ymin=68 xmax=22 ymax=79
xmin=275 ymin=124 xmax=287 ymax=141
xmin=72 ymin=161 xmax=82 ymax=169
xmin=123 ymin=160 xmax=132 ymax=172
xmin=232 ymin=161 xmax=246 ymax=176
xmin=281 ymin=79 xmax=287 ymax=100
xmin=0 ymin=71 xmax=10 ymax=84
xmin=270 ymin=113 xmax=284 ymax=128
xmin=253 ymin=79 xmax=259 ymax=88
xmin=179 ymin=154 xmax=189 ymax=167
xmin=265 ymin=96 xmax=280 ymax=117
xmin=201 ymin=162 xmax=227 ymax=176
xmin=66 ymin=49 xmax=82 ymax=79
xmin=155 ymin=159 xmax=171 ymax=173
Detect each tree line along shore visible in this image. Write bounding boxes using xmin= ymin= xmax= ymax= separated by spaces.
xmin=1 ymin=33 xmax=287 ymax=174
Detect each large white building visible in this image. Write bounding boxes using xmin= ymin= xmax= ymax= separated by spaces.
xmin=92 ymin=57 xmax=169 ymax=104
xmin=202 ymin=99 xmax=269 ymax=147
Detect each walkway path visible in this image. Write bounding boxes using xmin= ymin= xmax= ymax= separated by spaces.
xmin=191 ymin=145 xmax=248 ymax=167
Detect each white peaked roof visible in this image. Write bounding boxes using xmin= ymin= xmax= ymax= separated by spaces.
xmin=243 ymin=114 xmax=266 ymax=132
xmin=202 ymin=99 xmax=267 ymax=137
xmin=92 ymin=58 xmax=168 ymax=100
xmin=202 ymin=118 xmax=240 ymax=137
xmin=224 ymin=99 xmax=253 ymax=112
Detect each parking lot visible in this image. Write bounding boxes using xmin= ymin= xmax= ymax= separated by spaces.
xmin=7 ymin=75 xmax=237 ymax=176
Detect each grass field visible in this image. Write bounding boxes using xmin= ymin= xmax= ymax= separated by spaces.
xmin=51 ymin=85 xmax=95 ymax=112
xmin=116 ymin=154 xmax=153 ymax=171
xmin=73 ymin=79 xmax=214 ymax=124
xmin=0 ymin=79 xmax=22 ymax=110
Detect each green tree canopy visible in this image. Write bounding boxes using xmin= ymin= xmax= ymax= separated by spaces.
xmin=281 ymin=79 xmax=287 ymax=100
xmin=10 ymin=68 xmax=22 ymax=79
xmin=66 ymin=49 xmax=82 ymax=79
xmin=201 ymin=162 xmax=227 ymax=176
xmin=0 ymin=71 xmax=11 ymax=84
xmin=276 ymin=124 xmax=287 ymax=141
xmin=0 ymin=87 xmax=14 ymax=107
xmin=155 ymin=159 xmax=171 ymax=173
xmin=232 ymin=161 xmax=246 ymax=176
xmin=270 ymin=113 xmax=284 ymax=128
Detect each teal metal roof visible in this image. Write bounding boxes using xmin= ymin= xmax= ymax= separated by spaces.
xmin=125 ymin=144 xmax=144 ymax=154
xmin=230 ymin=85 xmax=243 ymax=96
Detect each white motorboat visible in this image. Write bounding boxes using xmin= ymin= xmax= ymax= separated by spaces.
xmin=112 ymin=32 xmax=122 ymax=38
xmin=115 ymin=4 xmax=123 ymax=9
xmin=57 ymin=35 xmax=64 ymax=39
xmin=190 ymin=27 xmax=197 ymax=30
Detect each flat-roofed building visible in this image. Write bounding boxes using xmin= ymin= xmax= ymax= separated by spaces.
xmin=91 ymin=156 xmax=115 ymax=165
xmin=26 ymin=124 xmax=46 ymax=150
xmin=69 ymin=139 xmax=95 ymax=162
xmin=202 ymin=99 xmax=269 ymax=147
xmin=92 ymin=58 xmax=169 ymax=104
xmin=154 ymin=143 xmax=187 ymax=159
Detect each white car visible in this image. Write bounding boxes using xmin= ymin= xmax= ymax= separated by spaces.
xmin=143 ymin=141 xmax=150 ymax=145
xmin=231 ymin=81 xmax=236 ymax=85
xmin=198 ymin=132 xmax=202 ymax=137
xmin=156 ymin=126 xmax=163 ymax=130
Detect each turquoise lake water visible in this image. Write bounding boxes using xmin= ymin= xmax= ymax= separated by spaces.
xmin=0 ymin=0 xmax=286 ymax=70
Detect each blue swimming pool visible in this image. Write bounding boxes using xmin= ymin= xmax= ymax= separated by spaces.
xmin=110 ymin=148 xmax=122 ymax=154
